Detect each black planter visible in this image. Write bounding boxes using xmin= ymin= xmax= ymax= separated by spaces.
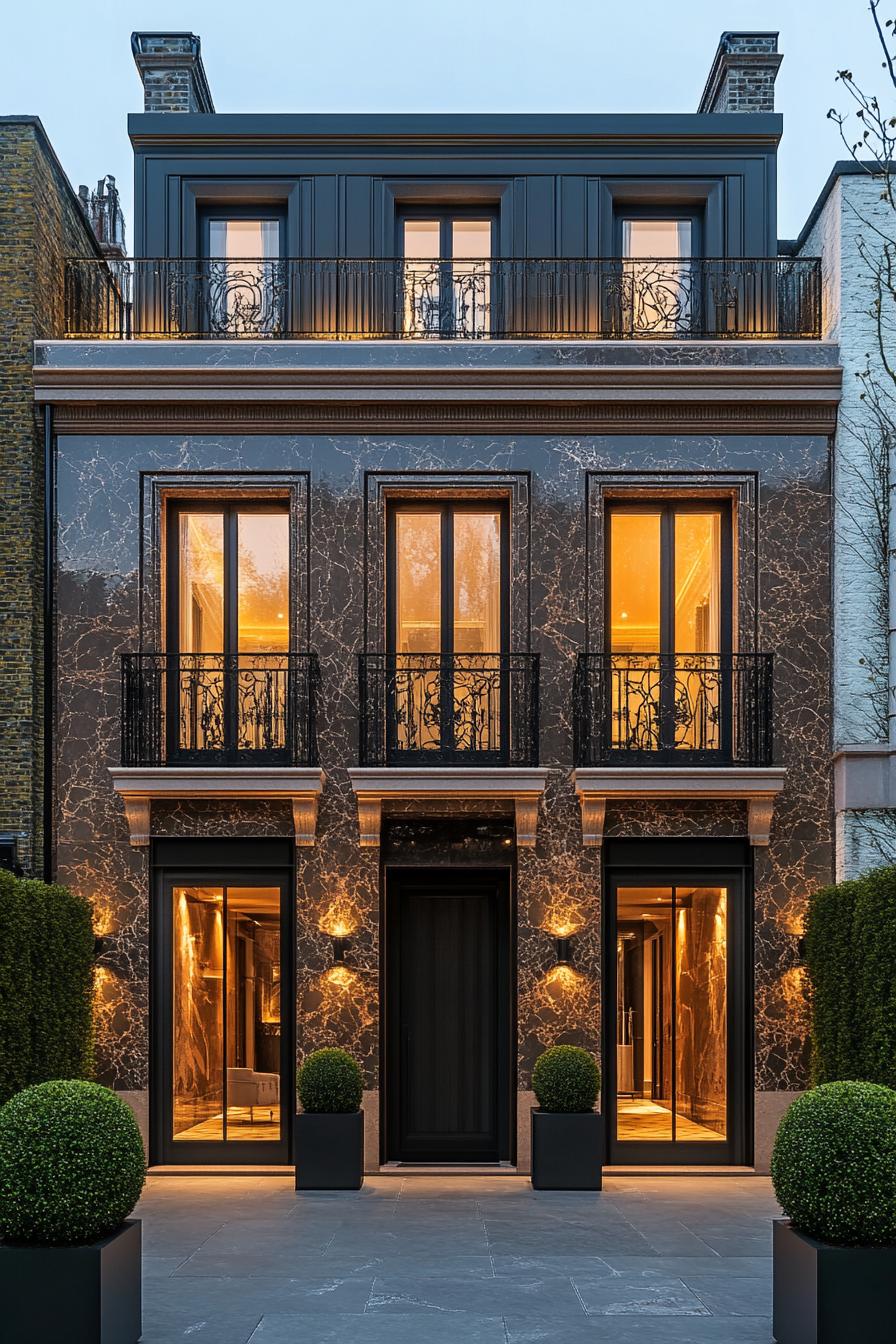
xmin=0 ymin=1218 xmax=141 ymax=1344
xmin=531 ymin=1108 xmax=603 ymax=1190
xmin=773 ymin=1218 xmax=896 ymax=1343
xmin=295 ymin=1109 xmax=364 ymax=1190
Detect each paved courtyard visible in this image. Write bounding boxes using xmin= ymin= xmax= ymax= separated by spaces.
xmin=139 ymin=1174 xmax=780 ymax=1343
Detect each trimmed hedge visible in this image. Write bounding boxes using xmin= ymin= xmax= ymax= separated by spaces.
xmin=804 ymin=878 xmax=860 ymax=1084
xmin=771 ymin=1081 xmax=896 ymax=1246
xmin=854 ymin=867 xmax=896 ymax=1089
xmin=0 ymin=870 xmax=94 ymax=1104
xmin=532 ymin=1045 xmax=600 ymax=1113
xmin=297 ymin=1049 xmax=363 ymax=1113
xmin=805 ymin=866 xmax=896 ymax=1088
xmin=0 ymin=1080 xmax=145 ymax=1246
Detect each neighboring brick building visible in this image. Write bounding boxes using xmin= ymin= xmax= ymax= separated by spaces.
xmin=0 ymin=117 xmax=113 ymax=876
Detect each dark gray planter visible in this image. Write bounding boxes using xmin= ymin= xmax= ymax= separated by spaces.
xmin=773 ymin=1218 xmax=896 ymax=1343
xmin=531 ymin=1109 xmax=603 ymax=1190
xmin=0 ymin=1218 xmax=141 ymax=1344
xmin=295 ymin=1109 xmax=364 ymax=1190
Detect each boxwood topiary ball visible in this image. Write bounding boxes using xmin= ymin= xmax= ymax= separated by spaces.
xmin=0 ymin=1080 xmax=146 ymax=1246
xmin=771 ymin=1081 xmax=896 ymax=1246
xmin=297 ymin=1048 xmax=363 ymax=1114
xmin=532 ymin=1045 xmax=600 ymax=1113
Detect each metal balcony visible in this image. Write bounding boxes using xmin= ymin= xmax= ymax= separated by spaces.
xmin=573 ymin=652 xmax=773 ymax=768
xmin=65 ymin=257 xmax=822 ymax=340
xmin=358 ymin=653 xmax=540 ymax=767
xmin=120 ymin=652 xmax=319 ymax=767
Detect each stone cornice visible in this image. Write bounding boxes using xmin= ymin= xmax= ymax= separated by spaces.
xmin=573 ymin=766 xmax=787 ymax=847
xmin=108 ymin=766 xmax=325 ymax=847
xmin=35 ymin=357 xmax=841 ymax=435
xmin=348 ymin=766 xmax=550 ymax=848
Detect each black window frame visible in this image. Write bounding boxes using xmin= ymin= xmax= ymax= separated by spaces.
xmin=604 ymin=497 xmax=734 ymax=763
xmin=603 ymin=846 xmax=751 ymax=1167
xmin=397 ymin=207 xmax=498 ymax=339
xmin=165 ymin=498 xmax=293 ymax=764
xmin=385 ymin=498 xmax=511 ymax=764
xmin=613 ymin=204 xmax=704 ymax=260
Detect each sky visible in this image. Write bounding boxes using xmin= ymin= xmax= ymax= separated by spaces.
xmin=0 ymin=0 xmax=891 ymax=243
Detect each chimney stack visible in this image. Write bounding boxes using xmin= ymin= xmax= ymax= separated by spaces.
xmin=698 ymin=32 xmax=782 ymax=114
xmin=78 ymin=176 xmax=127 ymax=259
xmin=131 ymin=32 xmax=215 ymax=114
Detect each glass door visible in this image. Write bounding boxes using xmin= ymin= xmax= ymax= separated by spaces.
xmin=607 ymin=872 xmax=745 ymax=1164
xmin=167 ymin=501 xmax=291 ymax=763
xmin=156 ymin=872 xmax=292 ymax=1164
xmin=386 ymin=501 xmax=508 ymax=761
xmin=203 ymin=215 xmax=285 ymax=337
xmin=400 ymin=212 xmax=495 ymax=337
xmin=606 ymin=502 xmax=731 ymax=762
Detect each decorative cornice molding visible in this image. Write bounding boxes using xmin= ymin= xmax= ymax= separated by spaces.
xmin=573 ymin=766 xmax=787 ymax=848
xmin=108 ymin=766 xmax=325 ymax=846
xmin=348 ymin=766 xmax=550 ymax=848
xmin=51 ymin=398 xmax=837 ymax=436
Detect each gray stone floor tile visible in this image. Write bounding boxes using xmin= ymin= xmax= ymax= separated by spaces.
xmin=503 ymin=1314 xmax=774 ymax=1343
xmin=571 ymin=1271 xmax=712 ymax=1315
xmin=681 ymin=1272 xmax=773 ymax=1316
xmin=136 ymin=1173 xmax=780 ymax=1342
xmin=248 ymin=1313 xmax=507 ymax=1343
xmin=366 ymin=1272 xmax=585 ymax=1317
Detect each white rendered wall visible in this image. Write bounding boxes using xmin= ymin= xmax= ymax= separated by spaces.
xmin=801 ymin=174 xmax=896 ymax=875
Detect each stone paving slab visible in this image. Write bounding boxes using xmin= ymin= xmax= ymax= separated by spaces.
xmin=136 ymin=1174 xmax=777 ymax=1343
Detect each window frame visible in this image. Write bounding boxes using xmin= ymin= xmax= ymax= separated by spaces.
xmin=385 ymin=499 xmax=510 ymax=658
xmin=199 ymin=206 xmax=287 ymax=260
xmin=396 ymin=206 xmax=499 ymax=262
xmin=613 ymin=205 xmax=704 ymax=260
xmin=164 ymin=499 xmax=293 ymax=766
xmin=604 ymin=498 xmax=733 ymax=656
xmin=165 ymin=498 xmax=293 ymax=659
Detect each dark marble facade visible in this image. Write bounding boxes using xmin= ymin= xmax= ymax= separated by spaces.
xmin=52 ymin=427 xmax=831 ymax=1141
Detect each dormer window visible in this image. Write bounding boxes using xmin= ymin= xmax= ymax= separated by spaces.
xmin=202 ymin=211 xmax=285 ymax=337
xmin=400 ymin=210 xmax=495 ymax=338
xmin=618 ymin=210 xmax=701 ymax=336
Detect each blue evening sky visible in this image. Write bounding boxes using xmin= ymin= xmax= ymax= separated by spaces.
xmin=0 ymin=0 xmax=888 ymax=243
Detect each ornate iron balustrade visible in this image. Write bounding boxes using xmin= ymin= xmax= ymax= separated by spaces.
xmin=65 ymin=257 xmax=822 ymax=340
xmin=121 ymin=652 xmax=319 ymax=766
xmin=359 ymin=653 xmax=539 ymax=766
xmin=573 ymin=652 xmax=773 ymax=767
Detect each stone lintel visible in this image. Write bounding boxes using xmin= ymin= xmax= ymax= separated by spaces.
xmin=108 ymin=766 xmax=325 ymax=846
xmin=348 ymin=767 xmax=550 ymax=848
xmin=573 ymin=766 xmax=787 ymax=848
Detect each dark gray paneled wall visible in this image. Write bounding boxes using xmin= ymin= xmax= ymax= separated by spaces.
xmin=129 ymin=114 xmax=781 ymax=257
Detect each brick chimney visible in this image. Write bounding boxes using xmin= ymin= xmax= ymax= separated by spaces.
xmin=131 ymin=32 xmax=215 ymax=113
xmin=698 ymin=32 xmax=782 ymax=114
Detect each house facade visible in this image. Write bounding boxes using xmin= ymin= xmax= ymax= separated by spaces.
xmin=34 ymin=31 xmax=840 ymax=1173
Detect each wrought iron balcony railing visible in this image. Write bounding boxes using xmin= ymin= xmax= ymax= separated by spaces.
xmin=358 ymin=653 xmax=539 ymax=767
xmin=65 ymin=256 xmax=821 ymax=340
xmin=121 ymin=652 xmax=319 ymax=767
xmin=573 ymin=652 xmax=773 ymax=767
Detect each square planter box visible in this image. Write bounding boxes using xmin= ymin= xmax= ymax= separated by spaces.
xmin=531 ymin=1109 xmax=604 ymax=1190
xmin=295 ymin=1109 xmax=364 ymax=1190
xmin=773 ymin=1218 xmax=896 ymax=1343
xmin=0 ymin=1218 xmax=141 ymax=1344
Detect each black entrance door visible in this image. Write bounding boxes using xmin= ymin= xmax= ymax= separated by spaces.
xmin=385 ymin=869 xmax=512 ymax=1163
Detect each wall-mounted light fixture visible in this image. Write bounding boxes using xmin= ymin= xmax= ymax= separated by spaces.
xmin=332 ymin=934 xmax=350 ymax=965
xmin=554 ymin=935 xmax=573 ymax=966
